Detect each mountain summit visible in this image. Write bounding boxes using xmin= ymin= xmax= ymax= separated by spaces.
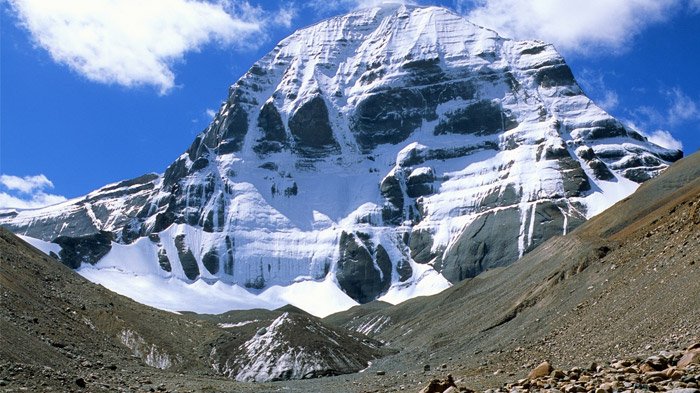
xmin=0 ymin=4 xmax=681 ymax=316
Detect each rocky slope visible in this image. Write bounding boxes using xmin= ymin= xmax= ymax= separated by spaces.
xmin=319 ymin=151 xmax=700 ymax=392
xmin=0 ymin=228 xmax=389 ymax=390
xmin=0 ymin=4 xmax=682 ymax=315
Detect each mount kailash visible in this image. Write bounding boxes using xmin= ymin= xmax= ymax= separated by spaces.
xmin=0 ymin=4 xmax=682 ymax=317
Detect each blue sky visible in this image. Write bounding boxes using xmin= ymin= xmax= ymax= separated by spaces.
xmin=1 ymin=0 xmax=699 ymax=208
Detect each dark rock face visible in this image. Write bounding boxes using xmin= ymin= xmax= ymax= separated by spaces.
xmin=523 ymin=201 xmax=586 ymax=253
xmin=216 ymin=105 xmax=249 ymax=155
xmin=351 ymin=89 xmax=425 ymax=151
xmin=375 ymin=245 xmax=393 ymax=285
xmin=381 ymin=173 xmax=404 ymax=225
xmin=406 ymin=168 xmax=435 ymax=198
xmin=288 ymin=96 xmax=339 ymax=156
xmin=440 ymin=208 xmax=521 ymax=282
xmin=223 ymin=236 xmax=235 ymax=276
xmin=380 ymin=174 xmax=404 ymax=209
xmin=395 ymin=258 xmax=413 ymax=282
xmin=202 ymin=248 xmax=220 ymax=275
xmin=336 ymin=232 xmax=391 ymax=303
xmin=53 ymin=231 xmax=113 ymax=269
xmin=434 ymin=100 xmax=518 ymax=136
xmin=535 ymin=63 xmax=577 ymax=88
xmin=409 ymin=229 xmax=438 ymax=264
xmin=157 ymin=248 xmax=172 ymax=272
xmin=254 ymin=102 xmax=287 ymax=155
xmin=175 ymin=234 xmax=199 ymax=280
xmin=257 ymin=102 xmax=287 ymax=143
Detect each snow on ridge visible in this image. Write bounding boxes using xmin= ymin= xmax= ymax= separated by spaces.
xmin=1 ymin=4 xmax=681 ymax=318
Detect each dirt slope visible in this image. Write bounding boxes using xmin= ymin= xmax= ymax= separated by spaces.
xmin=324 ymin=151 xmax=700 ymax=391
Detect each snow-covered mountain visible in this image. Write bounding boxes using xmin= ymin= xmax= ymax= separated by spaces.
xmin=0 ymin=4 xmax=681 ymax=317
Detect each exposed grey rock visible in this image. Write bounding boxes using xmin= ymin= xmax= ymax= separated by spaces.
xmin=434 ymin=100 xmax=517 ymax=136
xmin=406 ymin=168 xmax=435 ymax=198
xmin=174 ymin=234 xmax=199 ymax=280
xmin=202 ymin=248 xmax=219 ymax=275
xmin=215 ymin=105 xmax=249 ymax=155
xmin=396 ymin=258 xmax=413 ymax=282
xmin=223 ymin=235 xmax=235 ymax=276
xmin=351 ymin=88 xmax=426 ymax=151
xmin=440 ymin=207 xmax=521 ymax=282
xmin=336 ymin=232 xmax=390 ymax=303
xmin=409 ymin=229 xmax=438 ymax=264
xmin=53 ymin=231 xmax=114 ymax=269
xmin=380 ymin=173 xmax=404 ymax=209
xmin=288 ymin=96 xmax=340 ymax=157
xmin=157 ymin=248 xmax=171 ymax=272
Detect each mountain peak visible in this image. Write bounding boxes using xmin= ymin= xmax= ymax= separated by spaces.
xmin=1 ymin=7 xmax=682 ymax=317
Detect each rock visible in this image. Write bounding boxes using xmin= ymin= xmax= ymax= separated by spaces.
xmin=376 ymin=370 xmax=386 ymax=376
xmin=424 ymin=364 xmax=431 ymax=372
xmin=551 ymin=369 xmax=566 ymax=379
xmin=288 ymin=96 xmax=339 ymax=157
xmin=419 ymin=374 xmax=457 ymax=393
xmin=440 ymin=207 xmax=521 ymax=282
xmin=174 ymin=234 xmax=199 ymax=280
xmin=75 ymin=377 xmax=86 ymax=388
xmin=53 ymin=231 xmax=113 ymax=269
xmin=529 ymin=361 xmax=554 ymax=380
xmin=679 ymin=349 xmax=700 ymax=369
xmin=336 ymin=232 xmax=391 ymax=303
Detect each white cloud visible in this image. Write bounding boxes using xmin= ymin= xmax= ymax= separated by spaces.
xmin=460 ymin=0 xmax=683 ymax=53
xmin=598 ymin=91 xmax=620 ymax=112
xmin=0 ymin=174 xmax=53 ymax=193
xmin=666 ymin=87 xmax=700 ymax=125
xmin=646 ymin=130 xmax=684 ymax=151
xmin=206 ymin=108 xmax=217 ymax=118
xmin=274 ymin=5 xmax=297 ymax=28
xmin=9 ymin=0 xmax=266 ymax=94
xmin=0 ymin=174 xmax=67 ymax=210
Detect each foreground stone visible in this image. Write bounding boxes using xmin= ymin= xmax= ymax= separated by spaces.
xmin=419 ymin=343 xmax=700 ymax=393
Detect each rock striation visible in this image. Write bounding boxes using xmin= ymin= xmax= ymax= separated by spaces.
xmin=0 ymin=4 xmax=681 ymax=312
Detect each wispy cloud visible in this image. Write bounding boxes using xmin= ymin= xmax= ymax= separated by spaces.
xmin=666 ymin=87 xmax=700 ymax=125
xmin=457 ymin=0 xmax=685 ymax=54
xmin=8 ymin=0 xmax=285 ymax=94
xmin=577 ymin=70 xmax=620 ymax=112
xmin=623 ymin=86 xmax=698 ymax=152
xmin=205 ymin=108 xmax=217 ymax=118
xmin=274 ymin=4 xmax=297 ymax=28
xmin=646 ymin=130 xmax=684 ymax=151
xmin=691 ymin=0 xmax=700 ymax=12
xmin=0 ymin=174 xmax=67 ymax=210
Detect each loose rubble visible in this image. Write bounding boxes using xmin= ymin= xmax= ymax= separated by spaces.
xmin=419 ymin=344 xmax=700 ymax=393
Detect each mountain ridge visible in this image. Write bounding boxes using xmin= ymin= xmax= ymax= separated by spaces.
xmin=0 ymin=4 xmax=682 ymax=316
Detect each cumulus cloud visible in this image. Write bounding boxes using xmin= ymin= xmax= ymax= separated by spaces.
xmin=458 ymin=0 xmax=683 ymax=53
xmin=205 ymin=108 xmax=217 ymax=118
xmin=0 ymin=174 xmax=67 ymax=210
xmin=646 ymin=130 xmax=684 ymax=151
xmin=9 ymin=0 xmax=269 ymax=94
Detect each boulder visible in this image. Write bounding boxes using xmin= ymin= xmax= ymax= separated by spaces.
xmin=528 ymin=361 xmax=553 ymax=379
